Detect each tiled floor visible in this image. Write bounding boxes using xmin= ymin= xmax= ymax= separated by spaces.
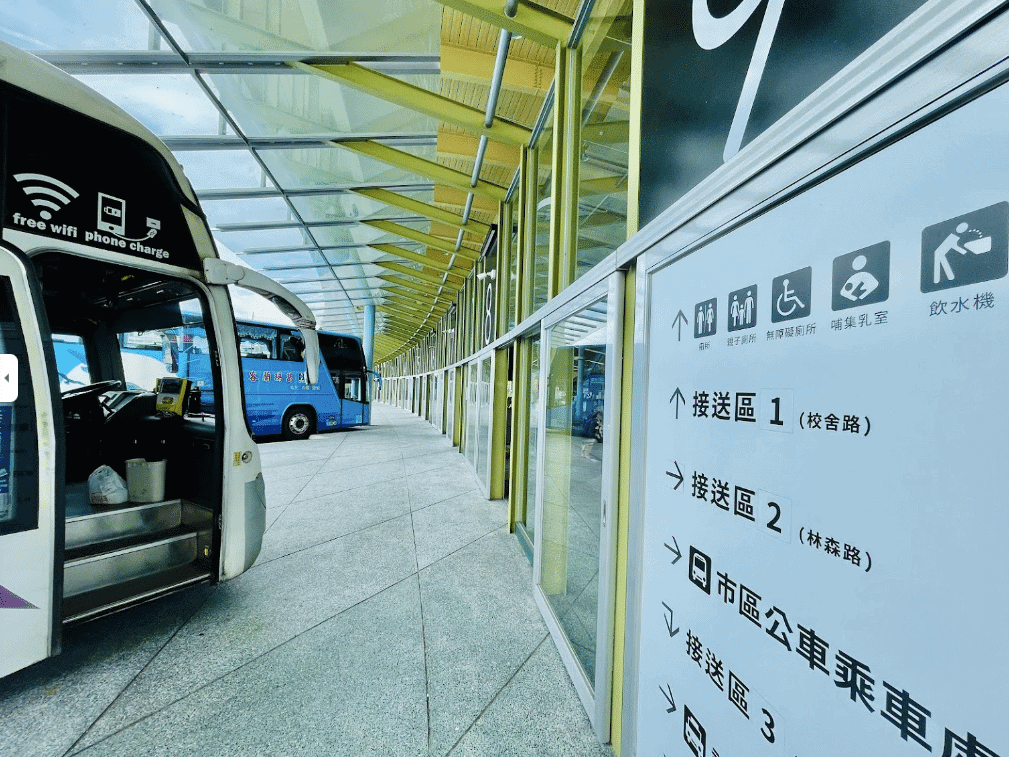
xmin=1 ymin=403 xmax=613 ymax=757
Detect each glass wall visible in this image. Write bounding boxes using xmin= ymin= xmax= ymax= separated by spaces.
xmin=445 ymin=368 xmax=456 ymax=441
xmin=464 ymin=361 xmax=479 ymax=470
xmin=430 ymin=370 xmax=443 ymax=432
xmin=538 ymin=295 xmax=610 ymax=684
xmin=577 ymin=0 xmax=633 ymax=276
xmin=532 ymin=122 xmax=554 ymax=313
xmin=518 ymin=334 xmax=542 ymax=548
xmin=475 ymin=356 xmax=493 ymax=486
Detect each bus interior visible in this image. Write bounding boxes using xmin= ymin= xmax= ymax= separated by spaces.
xmin=33 ymin=250 xmax=223 ymax=623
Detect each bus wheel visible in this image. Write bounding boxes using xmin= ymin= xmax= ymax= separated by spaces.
xmin=282 ymin=407 xmax=314 ymax=440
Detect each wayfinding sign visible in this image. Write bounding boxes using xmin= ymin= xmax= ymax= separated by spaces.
xmin=635 ymin=82 xmax=1009 ymax=756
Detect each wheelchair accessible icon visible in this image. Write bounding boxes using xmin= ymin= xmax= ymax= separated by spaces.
xmin=771 ymin=266 xmax=811 ymax=323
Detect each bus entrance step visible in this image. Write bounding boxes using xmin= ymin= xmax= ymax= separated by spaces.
xmin=63 ymin=528 xmax=212 ymax=601
xmin=65 ymin=499 xmax=211 ymax=552
xmin=63 ymin=563 xmax=212 ymax=624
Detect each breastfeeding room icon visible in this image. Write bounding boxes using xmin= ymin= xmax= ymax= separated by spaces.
xmin=832 ymin=242 xmax=890 ymax=311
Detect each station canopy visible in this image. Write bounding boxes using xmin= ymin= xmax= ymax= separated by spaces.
xmin=0 ymin=0 xmax=588 ymax=362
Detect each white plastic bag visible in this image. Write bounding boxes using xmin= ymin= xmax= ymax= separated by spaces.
xmin=88 ymin=465 xmax=128 ymax=505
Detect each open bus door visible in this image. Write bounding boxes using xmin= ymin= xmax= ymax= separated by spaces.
xmin=0 ymin=242 xmax=62 ymax=678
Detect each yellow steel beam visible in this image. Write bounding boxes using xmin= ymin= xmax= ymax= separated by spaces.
xmin=335 ymin=140 xmax=508 ymax=202
xmin=374 ymin=260 xmax=447 ymax=286
xmin=379 ymin=274 xmax=442 ymax=296
xmin=382 ymin=285 xmax=444 ymax=305
xmin=432 ymin=187 xmax=501 ymax=215
xmin=429 ymin=223 xmax=487 ymax=253
xmin=378 ymin=310 xmax=434 ymax=330
xmin=437 ymin=130 xmax=522 ymax=169
xmin=364 ymin=219 xmax=482 ymax=260
xmin=441 ymin=43 xmax=555 ymax=97
xmin=432 ymin=0 xmax=571 ymax=50
xmin=370 ymin=243 xmax=452 ymax=271
xmin=581 ymin=119 xmax=630 ymax=145
xmin=354 ymin=187 xmax=492 ymax=234
xmin=379 ymin=307 xmax=439 ymax=330
xmin=292 ymin=60 xmax=531 ymax=145
xmin=381 ymin=293 xmax=441 ymax=314
xmin=371 ymin=243 xmax=461 ymax=270
xmin=580 ymin=174 xmax=627 ymax=196
xmin=381 ymin=301 xmax=439 ymax=321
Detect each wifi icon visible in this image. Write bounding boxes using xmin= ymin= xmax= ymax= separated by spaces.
xmin=14 ymin=173 xmax=79 ymax=221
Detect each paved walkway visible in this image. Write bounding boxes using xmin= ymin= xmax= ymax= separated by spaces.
xmin=2 ymin=403 xmax=612 ymax=757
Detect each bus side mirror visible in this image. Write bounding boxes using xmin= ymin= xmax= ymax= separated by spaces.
xmin=203 ymin=258 xmax=320 ymax=385
xmin=300 ymin=328 xmax=320 ymax=386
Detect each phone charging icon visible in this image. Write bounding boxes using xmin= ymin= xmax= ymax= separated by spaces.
xmin=0 ymin=354 xmax=18 ymax=403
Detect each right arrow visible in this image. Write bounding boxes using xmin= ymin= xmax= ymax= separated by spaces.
xmin=669 ymin=387 xmax=685 ymax=419
xmin=660 ymin=683 xmax=677 ymax=714
xmin=672 ymin=310 xmax=688 ymax=341
xmin=664 ymin=536 xmax=682 ymax=565
xmin=665 ymin=461 xmax=683 ymax=490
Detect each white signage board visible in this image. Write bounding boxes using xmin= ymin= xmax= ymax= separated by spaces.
xmin=635 ymin=81 xmax=1009 ymax=757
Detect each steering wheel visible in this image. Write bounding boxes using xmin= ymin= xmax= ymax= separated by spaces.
xmin=60 ymin=379 xmax=124 ymax=401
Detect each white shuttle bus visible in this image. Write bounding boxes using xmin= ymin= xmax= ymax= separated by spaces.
xmin=0 ymin=42 xmax=320 ymax=679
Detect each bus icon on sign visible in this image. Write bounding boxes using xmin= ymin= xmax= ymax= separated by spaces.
xmin=684 ymin=706 xmax=707 ymax=757
xmin=98 ymin=193 xmax=126 ymax=235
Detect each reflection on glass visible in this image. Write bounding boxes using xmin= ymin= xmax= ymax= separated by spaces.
xmin=260 ymin=147 xmax=433 ymax=191
xmin=2 ymin=0 xmax=167 ymax=51
xmin=430 ymin=372 xmax=442 ymax=431
xmin=446 ymin=369 xmax=456 ymax=439
xmin=540 ymin=297 xmax=609 ymax=684
xmin=149 ymin=0 xmax=441 ymax=54
xmin=465 ymin=361 xmax=478 ymax=469
xmin=533 ymin=124 xmax=553 ymax=312
xmin=77 ymin=74 xmax=222 ymax=137
xmin=205 ymin=73 xmax=440 ymax=138
xmin=576 ymin=0 xmax=632 ymax=279
xmin=291 ymin=190 xmax=433 ymax=223
xmin=175 ymin=149 xmax=264 ymax=190
xmin=476 ymin=357 xmax=492 ymax=486
xmin=522 ymin=335 xmax=542 ymax=545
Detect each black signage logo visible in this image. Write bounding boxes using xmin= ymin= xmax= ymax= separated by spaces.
xmin=920 ymin=202 xmax=1008 ymax=293
xmin=832 ymin=242 xmax=890 ymax=311
xmin=771 ymin=267 xmax=811 ymax=323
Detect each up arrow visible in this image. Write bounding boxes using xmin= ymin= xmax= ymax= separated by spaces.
xmin=672 ymin=310 xmax=688 ymax=341
xmin=669 ymin=388 xmax=685 ymax=419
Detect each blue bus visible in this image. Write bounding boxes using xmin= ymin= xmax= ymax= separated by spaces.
xmin=229 ymin=321 xmax=371 ymax=439
xmin=54 ymin=320 xmax=370 ymax=440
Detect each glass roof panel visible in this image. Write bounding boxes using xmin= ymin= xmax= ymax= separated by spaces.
xmin=323 ymin=248 xmax=389 ymax=266
xmin=0 ymin=0 xmax=171 ymax=51
xmin=175 ymin=149 xmax=266 ymax=190
xmin=307 ymin=219 xmax=430 ymax=248
xmin=213 ymin=227 xmax=307 ymax=251
xmin=148 ymin=0 xmax=440 ymax=54
xmin=237 ymin=250 xmax=331 ymax=269
xmin=291 ymin=190 xmax=433 ymax=223
xmin=274 ymin=263 xmax=384 ymax=283
xmin=286 ymin=278 xmax=386 ymax=295
xmin=205 ymin=73 xmax=439 ymax=137
xmin=201 ymin=197 xmax=292 ymax=228
xmin=260 ymin=146 xmax=436 ymax=190
xmin=73 ymin=74 xmax=221 ymax=136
